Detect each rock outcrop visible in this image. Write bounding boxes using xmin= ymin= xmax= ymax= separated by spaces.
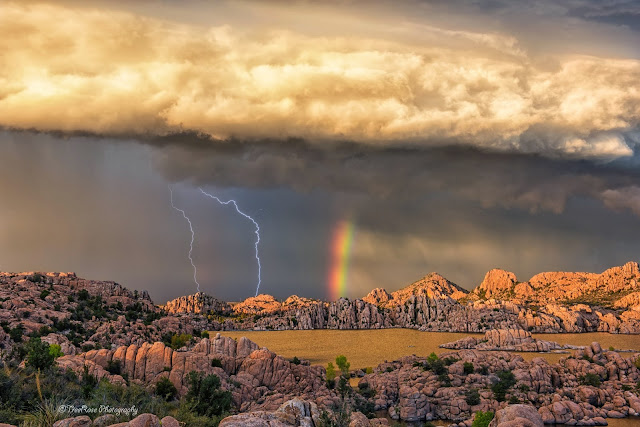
xmin=441 ymin=329 xmax=582 ymax=352
xmin=489 ymin=404 xmax=544 ymax=427
xmin=56 ymin=334 xmax=334 ymax=412
xmin=162 ymin=291 xmax=231 ymax=315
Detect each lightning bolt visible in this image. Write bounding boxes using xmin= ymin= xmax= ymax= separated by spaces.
xmin=168 ymin=185 xmax=200 ymax=292
xmin=199 ymin=188 xmax=262 ymax=297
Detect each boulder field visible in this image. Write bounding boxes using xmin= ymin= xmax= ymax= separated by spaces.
xmin=51 ymin=333 xmax=640 ymax=425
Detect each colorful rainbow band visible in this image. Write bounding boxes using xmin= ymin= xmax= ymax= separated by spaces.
xmin=328 ymin=219 xmax=355 ymax=301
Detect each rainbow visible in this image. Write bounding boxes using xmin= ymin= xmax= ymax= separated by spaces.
xmin=328 ymin=219 xmax=355 ymax=301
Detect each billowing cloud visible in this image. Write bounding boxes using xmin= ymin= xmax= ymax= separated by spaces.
xmin=1 ymin=2 xmax=639 ymax=159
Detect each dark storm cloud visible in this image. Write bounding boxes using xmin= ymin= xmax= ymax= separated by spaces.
xmin=153 ymin=135 xmax=640 ymax=219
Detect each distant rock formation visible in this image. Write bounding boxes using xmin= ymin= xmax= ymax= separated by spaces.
xmin=441 ymin=328 xmax=582 ymax=352
xmin=162 ymin=291 xmax=231 ymax=315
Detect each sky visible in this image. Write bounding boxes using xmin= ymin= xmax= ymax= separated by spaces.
xmin=1 ymin=0 xmax=640 ymax=303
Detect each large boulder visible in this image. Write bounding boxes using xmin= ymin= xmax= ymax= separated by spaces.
xmin=489 ymin=404 xmax=544 ymax=427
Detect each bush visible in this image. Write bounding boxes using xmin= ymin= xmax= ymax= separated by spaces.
xmin=579 ymin=373 xmax=601 ymax=387
xmin=463 ymin=362 xmax=474 ymax=375
xmin=438 ymin=373 xmax=452 ymax=387
xmin=491 ymin=370 xmax=516 ymax=402
xmin=170 ymin=333 xmax=192 ymax=350
xmin=211 ymin=358 xmax=223 ymax=368
xmin=472 ymin=411 xmax=494 ymax=427
xmin=77 ymin=289 xmax=90 ymax=301
xmin=185 ymin=371 xmax=232 ymax=418
xmin=9 ymin=325 xmax=24 ymax=343
xmin=155 ymin=377 xmax=178 ymax=401
xmin=25 ymin=337 xmax=55 ymax=370
xmin=465 ymin=388 xmax=480 ymax=406
xmin=201 ymin=331 xmax=210 ymax=339
xmin=49 ymin=344 xmax=63 ymax=358
xmin=290 ymin=356 xmax=301 ymax=365
xmin=40 ymin=290 xmax=50 ymax=300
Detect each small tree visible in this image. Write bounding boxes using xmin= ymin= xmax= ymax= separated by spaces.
xmin=336 ymin=355 xmax=350 ymax=376
xmin=326 ymin=362 xmax=337 ymax=381
xmin=25 ymin=337 xmax=55 ymax=370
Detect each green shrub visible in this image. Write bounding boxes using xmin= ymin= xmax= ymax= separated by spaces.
xmin=201 ymin=331 xmax=210 ymax=339
xmin=40 ymin=290 xmax=50 ymax=300
xmin=472 ymin=411 xmax=494 ymax=427
xmin=463 ymin=362 xmax=474 ymax=375
xmin=155 ymin=377 xmax=178 ymax=401
xmin=290 ymin=356 xmax=301 ymax=365
xmin=465 ymin=388 xmax=480 ymax=406
xmin=49 ymin=344 xmax=63 ymax=358
xmin=579 ymin=373 xmax=601 ymax=387
xmin=77 ymin=289 xmax=90 ymax=301
xmin=211 ymin=358 xmax=223 ymax=368
xmin=170 ymin=333 xmax=192 ymax=350
xmin=185 ymin=371 xmax=232 ymax=418
xmin=491 ymin=370 xmax=516 ymax=402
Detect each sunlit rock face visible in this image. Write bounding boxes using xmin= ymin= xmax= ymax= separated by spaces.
xmin=162 ymin=291 xmax=232 ymax=315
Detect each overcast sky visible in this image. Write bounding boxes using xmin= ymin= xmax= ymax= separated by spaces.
xmin=1 ymin=1 xmax=639 ymax=302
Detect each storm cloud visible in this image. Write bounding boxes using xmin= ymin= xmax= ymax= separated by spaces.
xmin=1 ymin=1 xmax=640 ymax=302
xmin=1 ymin=2 xmax=639 ymax=159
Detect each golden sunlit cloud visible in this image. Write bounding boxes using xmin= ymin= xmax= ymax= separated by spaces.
xmin=1 ymin=2 xmax=639 ymax=158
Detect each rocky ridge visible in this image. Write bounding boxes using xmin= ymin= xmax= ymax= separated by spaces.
xmin=440 ymin=328 xmax=583 ymax=353
xmin=159 ymin=262 xmax=640 ymax=334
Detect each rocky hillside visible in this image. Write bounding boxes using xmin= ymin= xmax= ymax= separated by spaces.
xmin=0 ymin=271 xmax=205 ymax=359
xmin=473 ymin=261 xmax=640 ymax=306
